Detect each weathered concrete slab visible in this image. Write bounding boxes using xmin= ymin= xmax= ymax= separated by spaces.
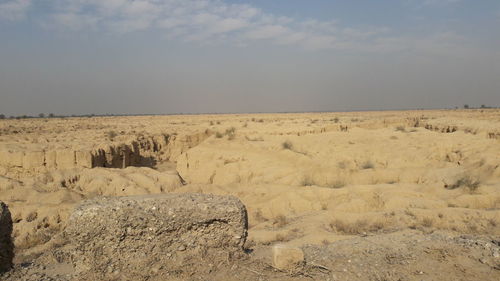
xmin=64 ymin=193 xmax=248 ymax=278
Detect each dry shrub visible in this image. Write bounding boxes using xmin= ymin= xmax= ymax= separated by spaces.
xmin=329 ymin=218 xmax=387 ymax=235
xmin=225 ymin=127 xmax=236 ymax=140
xmin=106 ymin=130 xmax=117 ymax=140
xmin=327 ymin=180 xmax=345 ymax=189
xmin=274 ymin=233 xmax=287 ymax=242
xmin=282 ymin=140 xmax=293 ymax=150
xmin=273 ymin=215 xmax=288 ymax=228
xmin=361 ymin=160 xmax=375 ymax=169
xmin=253 ymin=209 xmax=267 ymax=222
xmin=337 ymin=161 xmax=348 ymax=169
xmin=447 ymin=175 xmax=480 ymax=193
xmin=421 ymin=217 xmax=434 ymax=228
xmin=301 ymin=175 xmax=315 ymax=186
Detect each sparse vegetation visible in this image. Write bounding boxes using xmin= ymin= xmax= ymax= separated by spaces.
xmin=421 ymin=217 xmax=434 ymax=228
xmin=282 ymin=140 xmax=293 ymax=150
xmin=273 ymin=215 xmax=288 ymax=228
xmin=361 ymin=160 xmax=375 ymax=169
xmin=327 ymin=180 xmax=345 ymax=189
xmin=301 ymin=175 xmax=315 ymax=186
xmin=329 ymin=218 xmax=386 ymax=235
xmin=395 ymin=126 xmax=406 ymax=132
xmin=337 ymin=161 xmax=348 ymax=169
xmin=215 ymin=132 xmax=224 ymax=138
xmin=225 ymin=127 xmax=236 ymax=140
xmin=254 ymin=209 xmax=268 ymax=223
xmin=106 ymin=130 xmax=117 ymax=140
xmin=447 ymin=175 xmax=480 ymax=193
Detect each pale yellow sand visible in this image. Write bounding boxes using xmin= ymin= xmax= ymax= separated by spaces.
xmin=0 ymin=109 xmax=498 ymax=252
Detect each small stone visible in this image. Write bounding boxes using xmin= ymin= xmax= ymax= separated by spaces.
xmin=272 ymin=244 xmax=304 ymax=270
xmin=178 ymin=245 xmax=186 ymax=251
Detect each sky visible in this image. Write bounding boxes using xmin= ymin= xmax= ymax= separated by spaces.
xmin=0 ymin=0 xmax=499 ymax=116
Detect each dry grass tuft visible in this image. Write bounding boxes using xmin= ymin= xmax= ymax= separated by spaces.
xmin=395 ymin=126 xmax=406 ymax=132
xmin=253 ymin=209 xmax=268 ymax=223
xmin=106 ymin=130 xmax=117 ymax=140
xmin=301 ymin=175 xmax=315 ymax=186
xmin=361 ymin=160 xmax=375 ymax=169
xmin=337 ymin=161 xmax=348 ymax=169
xmin=421 ymin=217 xmax=434 ymax=228
xmin=273 ymin=215 xmax=288 ymax=228
xmin=329 ymin=218 xmax=387 ymax=235
xmin=327 ymin=180 xmax=345 ymax=189
xmin=282 ymin=140 xmax=293 ymax=150
xmin=447 ymin=175 xmax=480 ymax=193
xmin=225 ymin=127 xmax=236 ymax=140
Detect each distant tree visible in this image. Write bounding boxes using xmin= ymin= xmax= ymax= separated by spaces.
xmin=0 ymin=114 xmax=5 ymax=119
xmin=464 ymin=104 xmax=470 ymax=109
xmin=480 ymin=104 xmax=486 ymax=109
xmin=48 ymin=113 xmax=55 ymax=118
xmin=39 ymin=113 xmax=45 ymax=118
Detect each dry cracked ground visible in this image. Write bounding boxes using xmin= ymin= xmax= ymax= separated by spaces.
xmin=0 ymin=109 xmax=499 ymax=280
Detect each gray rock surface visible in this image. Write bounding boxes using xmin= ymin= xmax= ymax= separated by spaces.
xmin=64 ymin=193 xmax=248 ymax=279
xmin=0 ymin=201 xmax=13 ymax=273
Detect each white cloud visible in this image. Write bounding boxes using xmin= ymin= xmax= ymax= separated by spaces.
xmin=0 ymin=0 xmax=472 ymax=54
xmin=0 ymin=0 xmax=31 ymax=21
xmin=244 ymin=25 xmax=288 ymax=40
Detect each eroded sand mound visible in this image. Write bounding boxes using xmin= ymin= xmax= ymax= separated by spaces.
xmin=0 ymin=110 xmax=499 ymax=280
xmin=1 ymin=167 xmax=183 ymax=251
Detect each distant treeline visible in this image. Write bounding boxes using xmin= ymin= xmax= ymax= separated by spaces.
xmin=0 ymin=113 xmax=116 ymax=119
xmin=0 ymin=105 xmax=498 ymax=120
xmin=462 ymin=104 xmax=496 ymax=109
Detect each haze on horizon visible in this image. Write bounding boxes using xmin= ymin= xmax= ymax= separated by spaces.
xmin=0 ymin=0 xmax=499 ymax=116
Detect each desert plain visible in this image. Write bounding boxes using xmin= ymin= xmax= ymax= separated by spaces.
xmin=0 ymin=109 xmax=499 ymax=280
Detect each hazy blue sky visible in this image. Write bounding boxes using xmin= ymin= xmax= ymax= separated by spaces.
xmin=1 ymin=0 xmax=499 ymax=116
